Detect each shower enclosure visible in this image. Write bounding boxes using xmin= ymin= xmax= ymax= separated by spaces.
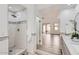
xmin=8 ymin=4 xmax=27 ymax=55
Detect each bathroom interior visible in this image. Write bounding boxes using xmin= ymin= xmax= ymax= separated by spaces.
xmin=0 ymin=4 xmax=79 ymax=55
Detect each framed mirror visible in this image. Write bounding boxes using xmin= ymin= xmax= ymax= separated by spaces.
xmin=75 ymin=12 xmax=79 ymax=32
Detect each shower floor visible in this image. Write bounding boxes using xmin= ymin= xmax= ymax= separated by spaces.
xmin=9 ymin=47 xmax=26 ymax=55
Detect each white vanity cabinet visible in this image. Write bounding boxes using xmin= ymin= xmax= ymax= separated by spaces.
xmin=61 ymin=37 xmax=70 ymax=55
xmin=61 ymin=35 xmax=79 ymax=55
xmin=0 ymin=38 xmax=8 ymax=55
xmin=60 ymin=36 xmax=70 ymax=55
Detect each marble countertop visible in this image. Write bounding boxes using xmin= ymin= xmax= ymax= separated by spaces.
xmin=62 ymin=35 xmax=79 ymax=55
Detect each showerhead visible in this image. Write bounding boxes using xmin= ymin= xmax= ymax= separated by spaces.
xmin=11 ymin=14 xmax=17 ymax=18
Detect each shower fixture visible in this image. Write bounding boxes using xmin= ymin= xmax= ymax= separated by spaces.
xmin=8 ymin=4 xmax=27 ymax=22
xmin=11 ymin=14 xmax=17 ymax=18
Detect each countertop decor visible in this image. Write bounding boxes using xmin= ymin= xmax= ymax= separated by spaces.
xmin=70 ymin=13 xmax=79 ymax=40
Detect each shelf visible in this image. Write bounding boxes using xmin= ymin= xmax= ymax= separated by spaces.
xmin=8 ymin=20 xmax=26 ymax=24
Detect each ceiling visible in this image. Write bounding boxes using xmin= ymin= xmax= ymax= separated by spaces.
xmin=8 ymin=4 xmax=26 ymax=13
xmin=36 ymin=4 xmax=77 ymax=15
xmin=35 ymin=4 xmax=77 ymax=23
xmin=8 ymin=4 xmax=77 ymax=23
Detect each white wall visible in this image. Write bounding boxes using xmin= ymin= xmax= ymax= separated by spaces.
xmin=0 ymin=4 xmax=8 ymax=54
xmin=59 ymin=9 xmax=76 ymax=34
xmin=0 ymin=4 xmax=8 ymax=37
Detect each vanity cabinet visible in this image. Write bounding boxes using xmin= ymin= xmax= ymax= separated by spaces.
xmin=62 ymin=41 xmax=70 ymax=55
xmin=0 ymin=38 xmax=8 ymax=55
xmin=61 ymin=36 xmax=70 ymax=55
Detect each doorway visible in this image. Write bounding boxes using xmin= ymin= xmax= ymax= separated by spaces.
xmin=43 ymin=24 xmax=51 ymax=34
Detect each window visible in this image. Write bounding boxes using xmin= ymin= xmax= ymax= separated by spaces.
xmin=47 ymin=24 xmax=51 ymax=33
xmin=43 ymin=24 xmax=46 ymax=33
xmin=43 ymin=24 xmax=51 ymax=33
xmin=54 ymin=27 xmax=58 ymax=30
xmin=54 ymin=23 xmax=58 ymax=31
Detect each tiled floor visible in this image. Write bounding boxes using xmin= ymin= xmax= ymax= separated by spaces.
xmin=37 ymin=34 xmax=61 ymax=55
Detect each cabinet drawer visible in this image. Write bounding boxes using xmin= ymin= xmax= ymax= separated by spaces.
xmin=0 ymin=38 xmax=8 ymax=55
xmin=61 ymin=36 xmax=70 ymax=55
xmin=62 ymin=39 xmax=70 ymax=55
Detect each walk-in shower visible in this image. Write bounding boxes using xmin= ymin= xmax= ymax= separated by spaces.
xmin=8 ymin=4 xmax=27 ymax=55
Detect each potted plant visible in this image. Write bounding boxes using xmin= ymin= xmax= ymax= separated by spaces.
xmin=71 ymin=32 xmax=79 ymax=39
xmin=70 ymin=19 xmax=79 ymax=41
